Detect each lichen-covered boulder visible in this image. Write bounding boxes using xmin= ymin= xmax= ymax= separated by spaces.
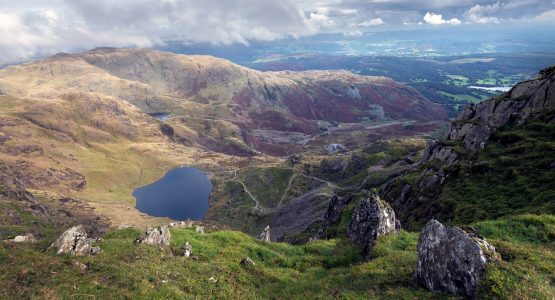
xmin=49 ymin=225 xmax=100 ymax=256
xmin=416 ymin=219 xmax=500 ymax=298
xmin=137 ymin=225 xmax=171 ymax=247
xmin=347 ymin=193 xmax=399 ymax=259
xmin=259 ymin=225 xmax=271 ymax=242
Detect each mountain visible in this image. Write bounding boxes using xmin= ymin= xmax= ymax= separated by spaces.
xmin=0 ymin=49 xmax=553 ymax=298
xmin=0 ymin=48 xmax=447 ymax=157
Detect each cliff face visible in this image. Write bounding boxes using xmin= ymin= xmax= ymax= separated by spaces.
xmin=381 ymin=67 xmax=555 ymax=229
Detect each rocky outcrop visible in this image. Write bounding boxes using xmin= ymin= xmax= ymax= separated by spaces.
xmin=259 ymin=225 xmax=271 ymax=242
xmin=432 ymin=67 xmax=555 ymax=157
xmin=313 ymin=194 xmax=354 ymax=239
xmin=137 ymin=225 xmax=171 ymax=247
xmin=416 ymin=219 xmax=500 ymax=298
xmin=381 ymin=66 xmax=555 ymax=227
xmin=49 ymin=225 xmax=101 ymax=256
xmin=347 ymin=193 xmax=399 ymax=259
xmin=324 ymin=143 xmax=347 ymax=155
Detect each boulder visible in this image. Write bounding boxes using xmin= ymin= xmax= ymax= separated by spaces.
xmin=324 ymin=143 xmax=347 ymax=155
xmin=416 ymin=219 xmax=500 ymax=298
xmin=49 ymin=225 xmax=100 ymax=256
xmin=12 ymin=234 xmax=36 ymax=243
xmin=259 ymin=225 xmax=271 ymax=242
xmin=137 ymin=225 xmax=171 ymax=247
xmin=240 ymin=257 xmax=256 ymax=269
xmin=183 ymin=242 xmax=192 ymax=258
xmin=347 ymin=193 xmax=399 ymax=259
xmin=195 ymin=226 xmax=205 ymax=234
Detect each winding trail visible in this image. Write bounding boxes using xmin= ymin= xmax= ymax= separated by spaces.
xmin=231 ymin=169 xmax=260 ymax=209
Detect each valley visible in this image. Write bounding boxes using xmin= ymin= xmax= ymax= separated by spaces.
xmin=0 ymin=48 xmax=553 ymax=299
xmin=0 ymin=48 xmax=446 ymax=230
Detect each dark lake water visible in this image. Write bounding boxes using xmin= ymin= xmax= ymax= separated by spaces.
xmin=133 ymin=167 xmax=212 ymax=220
xmin=148 ymin=112 xmax=170 ymax=121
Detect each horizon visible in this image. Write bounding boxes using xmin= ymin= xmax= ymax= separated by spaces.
xmin=1 ymin=0 xmax=554 ymax=65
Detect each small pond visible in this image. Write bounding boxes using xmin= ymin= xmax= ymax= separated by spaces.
xmin=133 ymin=167 xmax=212 ymax=220
xmin=148 ymin=112 xmax=170 ymax=121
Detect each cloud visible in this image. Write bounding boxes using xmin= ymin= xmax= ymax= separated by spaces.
xmin=423 ymin=12 xmax=462 ymax=25
xmin=359 ymin=18 xmax=386 ymax=27
xmin=0 ymin=0 xmax=554 ymax=65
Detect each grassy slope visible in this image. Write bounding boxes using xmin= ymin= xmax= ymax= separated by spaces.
xmin=1 ymin=210 xmax=553 ymax=299
xmin=393 ymin=118 xmax=555 ymax=229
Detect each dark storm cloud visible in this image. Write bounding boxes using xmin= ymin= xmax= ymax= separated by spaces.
xmin=0 ymin=0 xmax=554 ymax=64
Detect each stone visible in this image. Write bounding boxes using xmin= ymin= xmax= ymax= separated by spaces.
xmin=49 ymin=225 xmax=100 ymax=256
xmin=12 ymin=234 xmax=36 ymax=243
xmin=240 ymin=257 xmax=256 ymax=269
xmin=195 ymin=226 xmax=205 ymax=234
xmin=183 ymin=242 xmax=192 ymax=258
xmin=324 ymin=143 xmax=347 ymax=155
xmin=117 ymin=224 xmax=133 ymax=230
xmin=259 ymin=225 xmax=271 ymax=242
xmin=347 ymin=193 xmax=398 ymax=260
xmin=169 ymin=220 xmax=193 ymax=228
xmin=137 ymin=225 xmax=171 ymax=247
xmin=416 ymin=219 xmax=500 ymax=298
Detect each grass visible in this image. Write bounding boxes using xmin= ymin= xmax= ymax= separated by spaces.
xmin=436 ymin=91 xmax=485 ymax=103
xmin=0 ymin=225 xmax=447 ymax=299
xmin=2 ymin=206 xmax=552 ymax=299
xmin=238 ymin=167 xmax=293 ymax=208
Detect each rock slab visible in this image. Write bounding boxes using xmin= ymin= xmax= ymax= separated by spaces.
xmin=259 ymin=225 xmax=271 ymax=242
xmin=49 ymin=225 xmax=101 ymax=256
xmin=416 ymin=219 xmax=500 ymax=298
xmin=138 ymin=225 xmax=171 ymax=247
xmin=347 ymin=193 xmax=398 ymax=259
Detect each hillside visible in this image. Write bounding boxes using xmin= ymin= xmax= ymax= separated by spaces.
xmin=0 ymin=48 xmax=447 ymax=229
xmin=0 ymin=51 xmax=553 ymax=298
xmin=381 ymin=66 xmax=555 ymax=230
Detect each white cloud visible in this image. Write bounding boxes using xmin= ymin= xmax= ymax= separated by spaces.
xmin=359 ymin=18 xmax=386 ymax=27
xmin=423 ymin=12 xmax=462 ymax=25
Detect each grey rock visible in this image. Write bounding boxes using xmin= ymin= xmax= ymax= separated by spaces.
xmin=416 ymin=219 xmax=500 ymax=298
xmin=347 ymin=193 xmax=398 ymax=259
xmin=240 ymin=257 xmax=256 ymax=269
xmin=138 ymin=225 xmax=171 ymax=247
xmin=183 ymin=242 xmax=192 ymax=258
xmin=324 ymin=143 xmax=347 ymax=155
xmin=49 ymin=225 xmax=100 ymax=256
xmin=195 ymin=226 xmax=205 ymax=234
xmin=169 ymin=220 xmax=193 ymax=228
xmin=259 ymin=225 xmax=271 ymax=242
xmin=12 ymin=234 xmax=36 ymax=243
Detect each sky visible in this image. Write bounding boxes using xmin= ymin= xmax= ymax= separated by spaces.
xmin=0 ymin=0 xmax=554 ymax=65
